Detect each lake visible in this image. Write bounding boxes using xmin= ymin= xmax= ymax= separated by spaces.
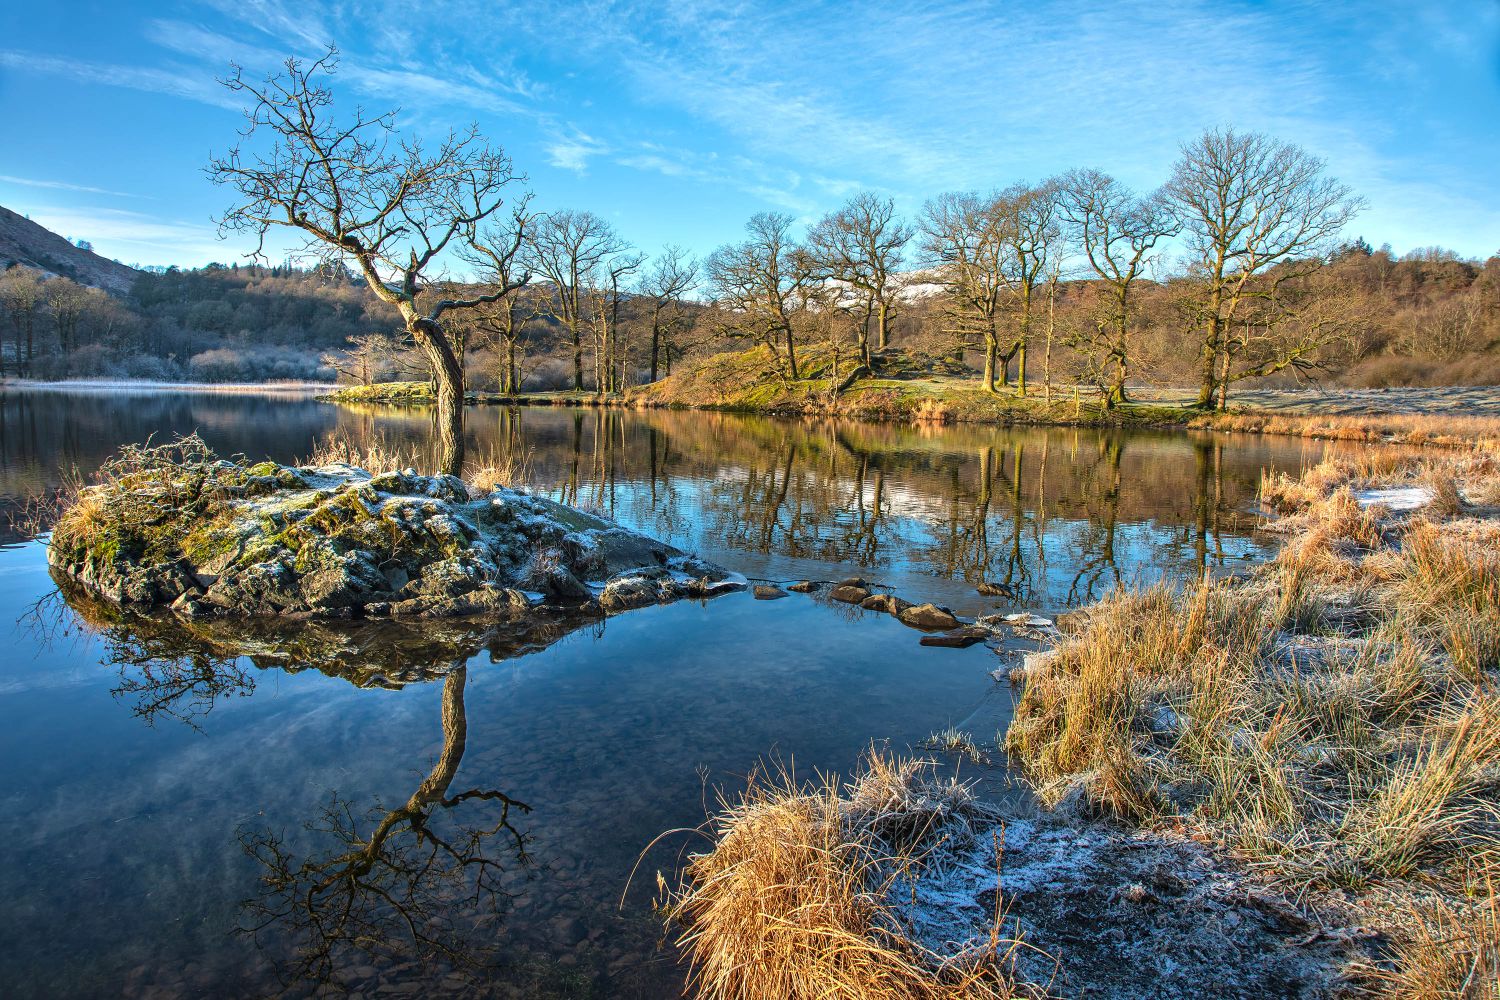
xmin=0 ymin=388 xmax=1335 ymax=998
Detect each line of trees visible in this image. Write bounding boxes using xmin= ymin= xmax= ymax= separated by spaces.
xmin=5 ymin=52 xmax=1497 ymax=446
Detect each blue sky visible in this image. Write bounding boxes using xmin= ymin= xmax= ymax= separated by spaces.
xmin=1 ymin=0 xmax=1497 ymax=270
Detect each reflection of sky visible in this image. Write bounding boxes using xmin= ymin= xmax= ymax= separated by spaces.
xmin=0 ymin=391 xmax=1334 ymax=994
xmin=0 ymin=545 xmax=1016 ymax=996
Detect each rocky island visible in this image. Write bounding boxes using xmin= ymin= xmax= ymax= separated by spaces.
xmin=47 ymin=436 xmax=742 ymax=622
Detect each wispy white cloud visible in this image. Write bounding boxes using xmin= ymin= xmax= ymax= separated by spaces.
xmin=0 ymin=50 xmax=241 ymax=109
xmin=545 ymin=127 xmax=609 ymax=172
xmin=25 ymin=205 xmax=235 ymax=265
xmin=0 ymin=175 xmax=148 ymax=199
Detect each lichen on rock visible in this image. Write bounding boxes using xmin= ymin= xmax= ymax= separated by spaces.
xmin=48 ymin=437 xmax=741 ymax=620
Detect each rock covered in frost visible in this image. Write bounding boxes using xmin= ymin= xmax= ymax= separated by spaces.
xmin=49 ymin=456 xmax=741 ymax=620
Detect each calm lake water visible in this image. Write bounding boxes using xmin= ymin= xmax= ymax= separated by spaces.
xmin=0 ymin=388 xmax=1337 ymax=998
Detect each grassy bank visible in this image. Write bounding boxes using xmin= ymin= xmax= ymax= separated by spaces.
xmin=663 ymin=446 xmax=1500 ymax=997
xmin=325 ymin=350 xmax=1500 ymax=450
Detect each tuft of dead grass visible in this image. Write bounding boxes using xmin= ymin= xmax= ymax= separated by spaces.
xmin=660 ymin=752 xmax=1036 ymax=1000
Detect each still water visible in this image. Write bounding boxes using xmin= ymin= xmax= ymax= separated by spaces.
xmin=0 ymin=389 xmax=1333 ymax=998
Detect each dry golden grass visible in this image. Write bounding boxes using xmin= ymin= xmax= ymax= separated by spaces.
xmin=1004 ymin=444 xmax=1500 ymax=971
xmin=1192 ymin=411 xmax=1500 ymax=452
xmin=301 ymin=430 xmax=425 ymax=475
xmin=661 ymin=753 xmax=1033 ymax=1000
xmin=1363 ymin=869 xmax=1500 ymax=999
xmin=464 ymin=445 xmax=532 ymax=493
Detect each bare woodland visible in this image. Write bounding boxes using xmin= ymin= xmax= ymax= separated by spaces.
xmin=2 ymin=53 xmax=1498 ymax=420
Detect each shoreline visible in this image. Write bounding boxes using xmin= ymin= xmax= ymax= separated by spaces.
xmin=664 ymin=443 xmax=1500 ymax=997
xmin=1 ymin=378 xmax=335 ymax=394
xmin=325 ymin=379 xmax=1500 ymax=451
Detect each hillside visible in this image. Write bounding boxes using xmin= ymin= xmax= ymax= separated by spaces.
xmin=0 ymin=204 xmax=141 ymax=294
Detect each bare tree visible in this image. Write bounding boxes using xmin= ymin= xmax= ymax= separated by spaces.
xmin=1166 ymin=127 xmax=1363 ymax=408
xmin=207 ymin=49 xmax=528 ymax=473
xmin=587 ymin=247 xmax=644 ymax=394
xmin=994 ymin=180 xmax=1063 ymax=395
xmin=524 ymin=210 xmax=626 ymax=392
xmin=1058 ymin=169 xmax=1178 ymax=407
xmin=706 ymin=213 xmax=813 ymax=381
xmin=919 ymin=192 xmax=1012 ymax=392
xmin=43 ymin=277 xmax=95 ymax=355
xmin=463 ymin=205 xmax=535 ymax=394
xmin=806 ymin=193 xmax=912 ymax=369
xmin=0 ymin=268 xmax=42 ymax=375
xmin=321 ymin=332 xmax=399 ymax=386
xmin=639 ymin=246 xmax=698 ymax=383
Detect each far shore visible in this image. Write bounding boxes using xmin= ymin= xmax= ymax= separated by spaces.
xmin=0 ymin=378 xmax=336 ymax=394
xmin=324 ymin=376 xmax=1500 ymax=450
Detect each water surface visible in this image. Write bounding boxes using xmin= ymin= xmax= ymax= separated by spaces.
xmin=0 ymin=389 xmax=1337 ymax=998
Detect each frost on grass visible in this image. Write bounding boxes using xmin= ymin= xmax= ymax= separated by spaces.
xmin=47 ymin=436 xmax=740 ymax=620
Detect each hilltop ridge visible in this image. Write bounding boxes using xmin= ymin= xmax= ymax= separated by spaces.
xmin=0 ymin=204 xmax=141 ymax=294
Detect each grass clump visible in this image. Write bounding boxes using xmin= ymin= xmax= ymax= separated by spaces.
xmin=660 ymin=751 xmax=1034 ymax=1000
xmin=49 ymin=434 xmax=244 ymax=570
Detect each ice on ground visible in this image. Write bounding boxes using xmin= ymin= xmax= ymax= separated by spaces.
xmin=1353 ymin=486 xmax=1432 ymax=510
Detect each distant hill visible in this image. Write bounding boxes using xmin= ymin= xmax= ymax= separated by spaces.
xmin=0 ymin=204 xmax=141 ymax=294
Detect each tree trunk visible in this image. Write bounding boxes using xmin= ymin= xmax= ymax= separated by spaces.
xmin=411 ymin=320 xmax=466 ymax=477
xmin=785 ymin=324 xmax=800 ymax=380
xmin=1194 ymin=321 xmax=1220 ymax=408
xmin=876 ymin=300 xmax=889 ymax=352
xmin=571 ymin=320 xmax=584 ymax=392
xmin=983 ymin=334 xmax=998 ymax=393
xmin=649 ymin=318 xmax=661 ymax=383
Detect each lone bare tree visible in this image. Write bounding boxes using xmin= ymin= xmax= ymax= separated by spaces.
xmin=1059 ymin=169 xmax=1178 ymax=407
xmin=524 ymin=210 xmax=626 ymax=392
xmin=806 ymin=193 xmax=912 ymax=369
xmin=706 ymin=213 xmax=812 ymax=381
xmin=1166 ymin=128 xmax=1363 ymax=408
xmin=207 ymin=49 xmax=528 ymax=473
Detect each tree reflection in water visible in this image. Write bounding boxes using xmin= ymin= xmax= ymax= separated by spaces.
xmin=239 ymin=665 xmax=531 ymax=992
xmin=27 ymin=580 xmax=616 ymax=994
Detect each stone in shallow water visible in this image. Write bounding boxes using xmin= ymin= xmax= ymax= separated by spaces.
xmin=787 ymin=580 xmax=819 ymax=593
xmin=919 ymin=627 xmax=987 ymax=648
xmin=859 ymin=593 xmax=913 ymax=615
xmin=898 ymin=603 xmax=961 ymax=631
xmin=830 ymin=584 xmax=871 ymax=604
xmin=753 ymin=584 xmax=788 ymax=600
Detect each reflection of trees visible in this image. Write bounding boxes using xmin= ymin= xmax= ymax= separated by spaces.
xmin=1065 ymin=436 xmax=1125 ymax=604
xmin=34 ymin=578 xmax=620 ymax=993
xmin=240 ymin=665 xmax=531 ymax=992
xmin=305 ymin=406 xmax=1273 ymax=603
